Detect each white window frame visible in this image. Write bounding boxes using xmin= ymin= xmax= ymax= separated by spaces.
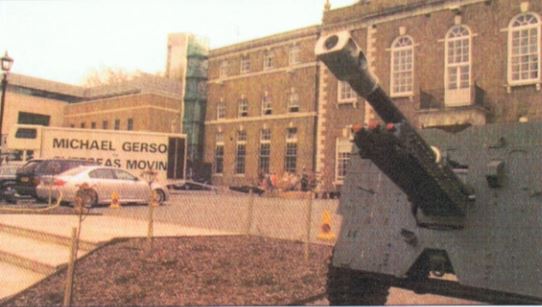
xmin=444 ymin=25 xmax=472 ymax=107
xmin=219 ymin=60 xmax=229 ymax=79
xmin=261 ymin=92 xmax=272 ymax=116
xmin=240 ymin=55 xmax=251 ymax=74
xmin=214 ymin=133 xmax=224 ymax=175
xmin=235 ymin=130 xmax=247 ymax=175
xmin=259 ymin=128 xmax=271 ymax=175
xmin=263 ymin=49 xmax=274 ymax=71
xmin=337 ymin=80 xmax=356 ymax=104
xmin=390 ymin=35 xmax=414 ymax=97
xmin=217 ymin=100 xmax=226 ymax=120
xmin=289 ymin=45 xmax=301 ymax=66
xmin=507 ymin=12 xmax=541 ymax=87
xmin=287 ymin=87 xmax=300 ymax=113
xmin=335 ymin=137 xmax=353 ymax=184
xmin=284 ymin=127 xmax=297 ymax=173
xmin=238 ymin=97 xmax=248 ymax=117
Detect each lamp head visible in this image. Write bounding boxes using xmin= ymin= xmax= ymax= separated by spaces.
xmin=1 ymin=52 xmax=14 ymax=73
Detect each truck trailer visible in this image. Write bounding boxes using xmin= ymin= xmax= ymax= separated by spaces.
xmin=6 ymin=124 xmax=186 ymax=185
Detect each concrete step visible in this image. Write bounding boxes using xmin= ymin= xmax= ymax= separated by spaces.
xmin=0 ymin=249 xmax=55 ymax=275
xmin=0 ymin=232 xmax=86 ymax=271
xmin=0 ymin=261 xmax=45 ymax=299
xmin=0 ymin=223 xmax=96 ymax=251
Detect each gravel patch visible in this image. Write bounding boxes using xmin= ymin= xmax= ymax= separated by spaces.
xmin=4 ymin=236 xmax=331 ymax=306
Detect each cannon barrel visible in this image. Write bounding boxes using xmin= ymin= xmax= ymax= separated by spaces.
xmin=315 ymin=32 xmax=472 ymax=223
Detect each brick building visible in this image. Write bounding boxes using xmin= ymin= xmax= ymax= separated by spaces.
xmin=62 ymin=74 xmax=183 ymax=133
xmin=315 ymin=0 xmax=542 ymax=193
xmin=3 ymin=1 xmax=540 ymax=193
xmin=204 ymin=26 xmax=320 ymax=187
xmin=2 ymin=73 xmax=183 ymax=157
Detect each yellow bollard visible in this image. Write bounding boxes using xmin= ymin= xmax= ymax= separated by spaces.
xmin=317 ymin=209 xmax=336 ymax=241
xmin=110 ymin=192 xmax=121 ymax=209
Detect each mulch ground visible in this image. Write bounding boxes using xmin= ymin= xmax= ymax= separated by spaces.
xmin=3 ymin=236 xmax=332 ymax=306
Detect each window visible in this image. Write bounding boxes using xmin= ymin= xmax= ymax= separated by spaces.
xmin=114 ymin=119 xmax=120 ymax=130
xmin=259 ymin=128 xmax=271 ymax=174
xmin=114 ymin=169 xmax=137 ymax=181
xmin=261 ymin=92 xmax=272 ymax=116
xmin=508 ymin=13 xmax=540 ymax=85
xmin=215 ymin=132 xmax=224 ymax=174
xmin=284 ymin=128 xmax=297 ymax=173
xmin=337 ymin=81 xmax=356 ymax=103
xmin=390 ymin=36 xmax=414 ymax=96
xmin=238 ymin=97 xmax=248 ymax=117
xmin=219 ymin=60 xmax=229 ymax=78
xmin=80 ymin=122 xmax=85 ymax=129
xmin=263 ymin=49 xmax=274 ymax=70
xmin=91 ymin=122 xmax=96 ymax=129
xmin=217 ymin=101 xmax=226 ymax=120
xmin=241 ymin=55 xmax=251 ymax=74
xmin=335 ymin=138 xmax=353 ymax=183
xmin=287 ymin=88 xmax=300 ymax=113
xmin=235 ymin=130 xmax=247 ymax=175
xmin=102 ymin=120 xmax=108 ymax=129
xmin=446 ymin=25 xmax=471 ymax=90
xmin=17 ymin=112 xmax=50 ymax=126
xmin=289 ymin=45 xmax=301 ymax=65
xmin=127 ymin=118 xmax=133 ymax=130
xmin=89 ymin=169 xmax=115 ymax=179
xmin=15 ymin=128 xmax=37 ymax=139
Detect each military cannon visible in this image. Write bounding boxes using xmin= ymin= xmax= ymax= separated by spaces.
xmin=315 ymin=31 xmax=542 ymax=304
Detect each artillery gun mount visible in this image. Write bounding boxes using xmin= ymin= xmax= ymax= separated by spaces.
xmin=315 ymin=32 xmax=542 ymax=304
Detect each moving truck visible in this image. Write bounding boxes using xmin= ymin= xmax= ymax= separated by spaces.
xmin=6 ymin=125 xmax=186 ymax=185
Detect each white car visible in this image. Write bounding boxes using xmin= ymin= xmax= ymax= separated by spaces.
xmin=36 ymin=166 xmax=168 ymax=207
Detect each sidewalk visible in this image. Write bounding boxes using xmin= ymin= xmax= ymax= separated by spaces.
xmin=0 ymin=214 xmax=236 ymax=299
xmin=0 ymin=214 xmax=235 ymax=244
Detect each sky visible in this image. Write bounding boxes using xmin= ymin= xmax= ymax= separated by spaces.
xmin=0 ymin=0 xmax=357 ymax=85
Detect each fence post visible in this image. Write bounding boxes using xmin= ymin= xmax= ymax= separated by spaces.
xmin=246 ymin=189 xmax=255 ymax=235
xmin=304 ymin=191 xmax=313 ymax=261
xmin=140 ymin=169 xmax=158 ymax=254
xmin=147 ymin=191 xmax=155 ymax=253
xmin=63 ymin=227 xmax=77 ymax=307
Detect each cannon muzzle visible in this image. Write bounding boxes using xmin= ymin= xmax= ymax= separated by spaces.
xmin=315 ymin=32 xmax=405 ymax=124
xmin=314 ymin=32 xmax=378 ymax=98
xmin=316 ymin=32 xmax=473 ymax=227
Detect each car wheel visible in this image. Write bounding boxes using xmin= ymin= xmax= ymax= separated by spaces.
xmin=153 ymin=189 xmax=166 ymax=205
xmin=1 ymin=184 xmax=15 ymax=203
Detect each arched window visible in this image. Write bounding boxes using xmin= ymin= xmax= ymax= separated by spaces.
xmin=446 ymin=25 xmax=471 ymax=90
xmin=444 ymin=25 xmax=472 ymax=106
xmin=390 ymin=36 xmax=414 ymax=96
xmin=508 ymin=13 xmax=540 ymax=85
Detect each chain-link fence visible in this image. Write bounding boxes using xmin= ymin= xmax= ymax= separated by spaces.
xmin=102 ymin=186 xmax=341 ymax=245
xmin=0 ymin=162 xmax=341 ymax=245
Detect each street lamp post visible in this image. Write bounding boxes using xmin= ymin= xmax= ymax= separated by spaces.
xmin=0 ymin=51 xmax=14 ymax=156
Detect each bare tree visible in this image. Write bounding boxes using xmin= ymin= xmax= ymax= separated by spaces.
xmin=82 ymin=67 xmax=145 ymax=86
